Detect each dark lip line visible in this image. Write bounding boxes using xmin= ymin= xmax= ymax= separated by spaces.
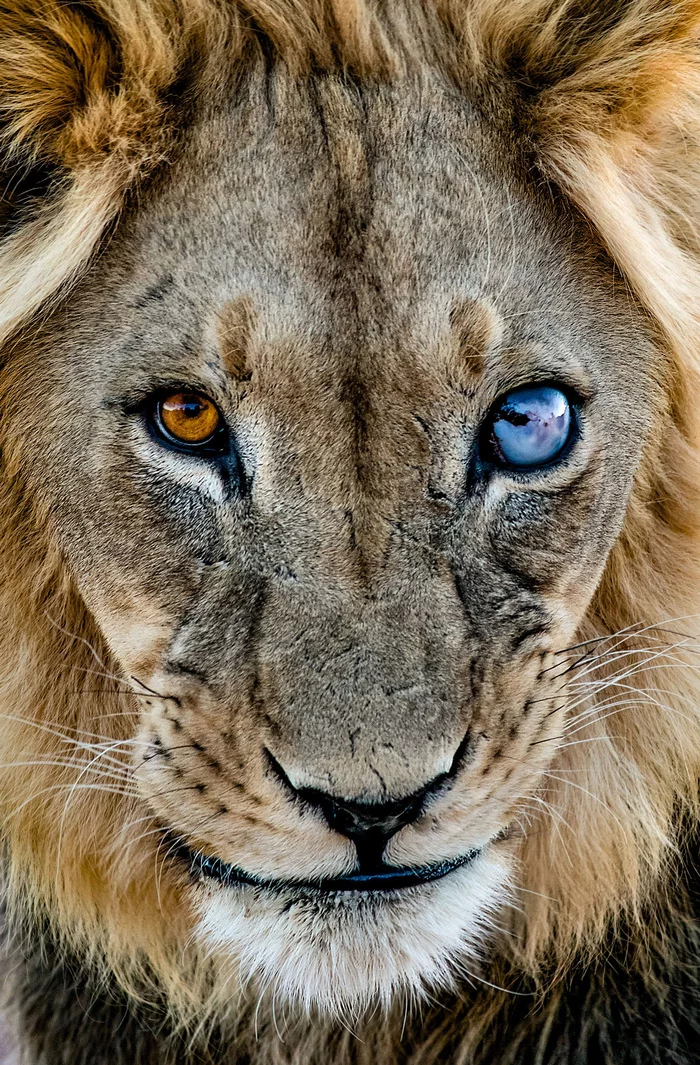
xmin=166 ymin=833 xmax=481 ymax=894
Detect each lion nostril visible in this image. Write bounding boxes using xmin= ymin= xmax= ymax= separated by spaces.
xmin=316 ymin=793 xmax=425 ymax=871
xmin=264 ymin=749 xmax=454 ymax=871
xmin=299 ymin=778 xmax=448 ymax=872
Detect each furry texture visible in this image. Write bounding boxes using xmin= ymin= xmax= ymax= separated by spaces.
xmin=1 ymin=1 xmax=700 ymax=1062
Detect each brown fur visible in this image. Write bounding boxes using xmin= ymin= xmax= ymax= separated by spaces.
xmin=1 ymin=1 xmax=700 ymax=1062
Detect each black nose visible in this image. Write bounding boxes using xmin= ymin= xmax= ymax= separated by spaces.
xmin=295 ymin=777 xmax=448 ymax=873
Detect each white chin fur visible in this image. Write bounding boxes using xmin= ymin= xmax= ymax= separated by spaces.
xmin=193 ymin=851 xmax=512 ymax=1019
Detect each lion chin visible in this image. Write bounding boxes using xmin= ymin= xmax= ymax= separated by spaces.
xmin=193 ymin=855 xmax=511 ymax=1016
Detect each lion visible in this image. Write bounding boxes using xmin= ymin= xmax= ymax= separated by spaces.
xmin=1 ymin=0 xmax=700 ymax=1061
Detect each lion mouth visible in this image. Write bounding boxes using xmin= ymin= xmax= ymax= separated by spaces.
xmin=166 ymin=833 xmax=481 ymax=893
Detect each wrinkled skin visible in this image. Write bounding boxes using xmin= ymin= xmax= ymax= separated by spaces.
xmin=5 ymin=67 xmax=661 ymax=1009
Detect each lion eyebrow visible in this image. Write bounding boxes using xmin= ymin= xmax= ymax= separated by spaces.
xmin=217 ymin=297 xmax=256 ymax=383
xmin=445 ymin=298 xmax=500 ymax=391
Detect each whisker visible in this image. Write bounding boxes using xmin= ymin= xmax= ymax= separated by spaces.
xmin=543 ymin=772 xmax=626 ymax=832
xmin=566 ymin=699 xmax=699 ymax=738
xmin=117 ymin=824 xmax=168 ymax=861
xmin=130 ymin=675 xmax=170 ymax=699
xmin=565 ymin=668 xmax=700 ymax=732
xmin=54 ymin=738 xmax=136 ymax=889
xmin=552 ymin=647 xmax=700 ymax=725
xmin=558 ymin=641 xmax=697 ymax=692
xmin=554 ymin=613 xmax=700 ymax=657
xmin=0 ymin=713 xmax=144 ymax=767
xmin=0 ymin=757 xmax=132 ymax=784
xmin=43 ymin=611 xmax=115 ymax=675
xmin=4 ymin=782 xmax=138 ymax=824
xmin=70 ymin=667 xmax=159 ymax=699
xmin=569 ymin=644 xmax=700 ymax=685
xmin=546 ymin=618 xmax=700 ymax=690
xmin=550 ymin=735 xmax=623 ymax=749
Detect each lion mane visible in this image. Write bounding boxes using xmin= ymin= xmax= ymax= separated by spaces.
xmin=1 ymin=2 xmax=700 ymax=1063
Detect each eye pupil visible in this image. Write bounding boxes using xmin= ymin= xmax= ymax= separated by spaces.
xmin=182 ymin=399 xmax=204 ymax=418
xmin=487 ymin=385 xmax=572 ymax=468
xmin=157 ymin=391 xmax=222 ymax=446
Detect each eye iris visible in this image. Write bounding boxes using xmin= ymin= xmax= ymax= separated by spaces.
xmin=159 ymin=392 xmax=221 ymax=444
xmin=490 ymin=386 xmax=571 ymax=467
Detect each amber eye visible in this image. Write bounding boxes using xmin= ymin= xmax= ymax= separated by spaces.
xmin=155 ymin=391 xmax=222 ymax=448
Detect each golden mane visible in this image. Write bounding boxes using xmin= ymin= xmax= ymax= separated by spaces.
xmin=2 ymin=0 xmax=700 ymax=1036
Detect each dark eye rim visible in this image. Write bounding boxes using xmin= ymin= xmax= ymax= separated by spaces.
xmin=147 ymin=388 xmax=230 ymax=457
xmin=478 ymin=381 xmax=583 ymax=475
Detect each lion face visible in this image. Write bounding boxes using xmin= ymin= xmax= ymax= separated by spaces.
xmin=5 ymin=70 xmax=663 ymax=1012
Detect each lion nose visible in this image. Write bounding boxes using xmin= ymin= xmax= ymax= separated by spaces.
xmin=295 ymin=777 xmax=448 ymax=872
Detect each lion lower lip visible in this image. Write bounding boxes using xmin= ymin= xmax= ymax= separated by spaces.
xmin=167 ymin=834 xmax=480 ymax=893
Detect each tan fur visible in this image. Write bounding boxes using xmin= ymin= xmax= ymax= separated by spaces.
xmin=2 ymin=1 xmax=700 ymax=1060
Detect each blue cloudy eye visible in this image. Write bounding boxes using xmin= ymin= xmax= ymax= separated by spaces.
xmin=487 ymin=385 xmax=572 ymax=468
